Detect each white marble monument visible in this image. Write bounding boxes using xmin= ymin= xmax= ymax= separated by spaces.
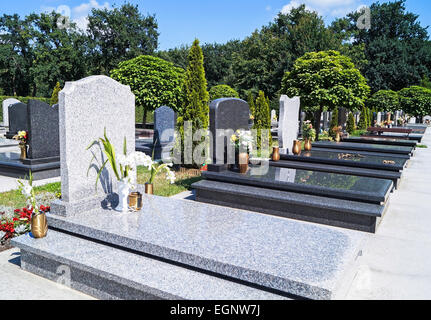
xmin=2 ymin=98 xmax=20 ymax=127
xmin=278 ymin=95 xmax=300 ymax=154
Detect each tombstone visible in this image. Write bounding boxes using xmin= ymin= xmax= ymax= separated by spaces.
xmin=322 ymin=111 xmax=329 ymax=131
xmin=271 ymin=109 xmax=278 ymax=128
xmin=51 ymin=76 xmax=135 ymax=217
xmin=5 ymin=102 xmax=28 ymax=139
xmin=208 ymin=98 xmax=250 ymax=172
xmin=153 ymin=106 xmax=176 ymax=161
xmin=423 ymin=115 xmax=431 ymax=124
xmin=2 ymin=98 xmax=20 ymax=127
xmin=377 ymin=112 xmax=382 ymax=125
xmin=409 ymin=117 xmax=417 ymax=124
xmin=26 ymin=100 xmax=59 ymax=160
xmin=338 ymin=107 xmax=348 ymax=130
xmin=299 ymin=111 xmax=306 ymax=136
xmin=395 ymin=111 xmax=401 ymax=125
xmin=278 ymin=95 xmax=300 ymax=155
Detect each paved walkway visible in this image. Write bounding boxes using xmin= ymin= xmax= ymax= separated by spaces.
xmin=343 ymin=128 xmax=431 ymax=299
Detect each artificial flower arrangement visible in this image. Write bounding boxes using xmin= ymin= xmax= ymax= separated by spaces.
xmin=230 ymin=129 xmax=253 ymax=153
xmin=13 ymin=130 xmax=28 ymax=145
xmin=302 ymin=121 xmax=316 ymax=141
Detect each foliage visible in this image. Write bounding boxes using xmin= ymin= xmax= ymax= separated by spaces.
xmin=177 ymin=39 xmax=210 ymax=167
xmin=281 ymin=50 xmax=370 ymax=136
xmin=398 ymin=86 xmax=431 ymax=118
xmin=252 ymin=91 xmax=271 ymax=148
xmin=366 ymin=90 xmax=400 ymax=113
xmin=87 ymin=3 xmax=158 ymax=75
xmin=421 ymin=75 xmax=431 ymax=89
xmin=111 ymin=55 xmax=185 ymax=124
xmin=302 ymin=120 xmax=316 ymax=141
xmin=247 ymin=91 xmax=256 ymax=119
xmin=358 ymin=106 xmax=368 ymax=130
xmin=50 ymin=82 xmax=61 ymax=105
xmin=329 ymin=107 xmax=339 ymax=138
xmin=346 ymin=112 xmax=356 ymax=134
xmin=209 ymin=84 xmax=239 ymax=102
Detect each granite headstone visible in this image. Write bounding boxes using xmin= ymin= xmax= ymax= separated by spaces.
xmin=5 ymin=102 xmax=28 ymax=139
xmin=2 ymin=98 xmax=20 ymax=127
xmin=278 ymin=95 xmax=300 ymax=154
xmin=26 ymin=100 xmax=59 ymax=160
xmin=338 ymin=107 xmax=348 ymax=130
xmin=377 ymin=112 xmax=382 ymax=124
xmin=51 ymin=75 xmax=135 ymax=217
xmin=153 ymin=106 xmax=176 ymax=161
xmin=208 ymin=98 xmax=250 ymax=171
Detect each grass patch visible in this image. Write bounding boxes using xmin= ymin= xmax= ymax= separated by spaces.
xmin=350 ymin=129 xmax=367 ymax=137
xmin=0 ymin=182 xmax=61 ymax=208
xmin=417 ymin=144 xmax=428 ymax=148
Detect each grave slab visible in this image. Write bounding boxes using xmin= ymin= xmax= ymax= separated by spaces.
xmin=342 ymin=136 xmax=417 ymax=148
xmin=312 ymin=141 xmax=413 ymax=156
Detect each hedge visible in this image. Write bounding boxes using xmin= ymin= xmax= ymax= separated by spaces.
xmin=0 ymin=96 xmax=50 ymax=123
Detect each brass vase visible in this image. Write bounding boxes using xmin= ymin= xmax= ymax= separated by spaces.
xmin=304 ymin=139 xmax=312 ymax=151
xmin=272 ymin=147 xmax=280 ymax=162
xmin=145 ymin=183 xmax=154 ymax=195
xmin=31 ymin=213 xmax=48 ymax=239
xmin=128 ymin=192 xmax=143 ymax=211
xmin=292 ymin=140 xmax=301 ymax=155
xmin=19 ymin=144 xmax=27 ymax=160
xmin=335 ymin=132 xmax=341 ymax=143
xmin=238 ymin=152 xmax=249 ymax=174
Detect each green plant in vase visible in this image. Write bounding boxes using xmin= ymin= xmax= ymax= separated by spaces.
xmin=302 ymin=120 xmax=316 ymax=151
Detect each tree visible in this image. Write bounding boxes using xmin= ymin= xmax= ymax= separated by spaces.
xmin=333 ymin=1 xmax=431 ymax=92
xmin=252 ymin=91 xmax=271 ymax=149
xmin=398 ymin=86 xmax=431 ymax=121
xmin=209 ymin=85 xmax=239 ymax=102
xmin=87 ymin=3 xmax=159 ymax=75
xmin=247 ymin=91 xmax=256 ymax=118
xmin=50 ymin=82 xmax=61 ymax=105
xmin=329 ymin=108 xmax=339 ymax=138
xmin=177 ymin=39 xmax=209 ymax=167
xmin=346 ymin=112 xmax=356 ymax=134
xmin=281 ymin=50 xmax=370 ymax=139
xmin=111 ymin=55 xmax=185 ymax=126
xmin=421 ymin=75 xmax=431 ymax=89
xmin=367 ymin=90 xmax=400 ymax=113
xmin=358 ymin=106 xmax=368 ymax=130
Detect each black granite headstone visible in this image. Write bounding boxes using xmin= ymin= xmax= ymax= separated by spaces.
xmin=209 ymin=98 xmax=249 ymax=171
xmin=153 ymin=106 xmax=176 ymax=160
xmin=5 ymin=102 xmax=28 ymax=139
xmin=27 ymin=100 xmax=59 ymax=159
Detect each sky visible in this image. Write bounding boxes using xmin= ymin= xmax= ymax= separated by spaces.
xmin=0 ymin=0 xmax=430 ymax=50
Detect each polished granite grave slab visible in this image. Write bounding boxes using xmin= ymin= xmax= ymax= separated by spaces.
xmin=363 ymin=134 xmax=423 ymax=142
xmin=343 ymin=136 xmax=417 ymax=147
xmin=12 ymin=231 xmax=287 ymax=300
xmin=0 ymin=151 xmax=60 ymax=179
xmin=270 ymin=159 xmax=402 ymax=188
xmin=280 ymin=149 xmax=407 ymax=172
xmin=312 ymin=141 xmax=413 ymax=155
xmin=43 ymin=195 xmax=366 ymax=299
xmin=202 ymin=166 xmax=393 ymax=204
xmin=0 ymin=138 xmax=18 ymax=148
xmin=311 ymin=147 xmax=410 ymax=159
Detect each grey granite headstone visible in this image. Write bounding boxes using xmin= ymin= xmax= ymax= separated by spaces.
xmin=322 ymin=112 xmax=329 ymax=130
xmin=377 ymin=112 xmax=382 ymax=124
xmin=5 ymin=102 xmax=28 ymax=139
xmin=26 ymin=100 xmax=59 ymax=159
xmin=338 ymin=107 xmax=348 ymax=130
xmin=278 ymin=95 xmax=300 ymax=154
xmin=2 ymin=98 xmax=20 ymax=127
xmin=299 ymin=112 xmax=306 ymax=135
xmin=209 ymin=98 xmax=250 ymax=171
xmin=51 ymin=76 xmax=135 ymax=217
xmin=153 ymin=106 xmax=176 ymax=161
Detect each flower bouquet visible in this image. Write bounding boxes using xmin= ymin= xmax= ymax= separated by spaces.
xmin=13 ymin=131 xmax=28 ymax=160
xmin=230 ymin=129 xmax=253 ymax=173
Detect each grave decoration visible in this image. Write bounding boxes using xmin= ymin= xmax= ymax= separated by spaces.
xmin=13 ymin=130 xmax=28 ymax=160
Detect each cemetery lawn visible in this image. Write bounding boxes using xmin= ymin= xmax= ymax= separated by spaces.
xmin=0 ymin=167 xmax=202 ymax=209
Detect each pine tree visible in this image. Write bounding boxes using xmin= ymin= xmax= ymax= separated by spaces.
xmin=253 ymin=91 xmax=271 ymax=149
xmin=50 ymin=82 xmax=61 ymax=105
xmin=177 ymin=39 xmax=209 ymax=167
xmin=358 ymin=106 xmax=368 ymax=130
xmin=329 ymin=107 xmax=339 ymax=138
xmin=346 ymin=112 xmax=356 ymax=134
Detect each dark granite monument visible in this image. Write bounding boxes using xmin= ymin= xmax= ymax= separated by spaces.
xmin=5 ymin=102 xmax=28 ymax=139
xmin=208 ymin=98 xmax=250 ymax=172
xmin=153 ymin=106 xmax=176 ymax=161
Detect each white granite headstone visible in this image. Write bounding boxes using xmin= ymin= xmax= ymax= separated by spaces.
xmin=278 ymin=95 xmax=300 ymax=154
xmin=2 ymin=98 xmax=20 ymax=127
xmin=409 ymin=117 xmax=416 ymax=124
xmin=423 ymin=115 xmax=431 ymax=124
xmin=51 ymin=76 xmax=135 ymax=217
xmin=376 ymin=112 xmax=382 ymax=124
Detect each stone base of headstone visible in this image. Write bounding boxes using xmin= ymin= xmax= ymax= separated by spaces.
xmin=5 ymin=131 xmax=16 ymax=139
xmin=50 ymin=193 xmax=118 ymax=217
xmin=207 ymin=164 xmax=228 ymax=172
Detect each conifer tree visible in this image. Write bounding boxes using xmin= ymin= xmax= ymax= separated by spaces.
xmin=177 ymin=39 xmax=209 ymax=167
xmin=50 ymin=82 xmax=61 ymax=105
xmin=329 ymin=107 xmax=339 ymax=138
xmin=358 ymin=105 xmax=368 ymax=130
xmin=247 ymin=91 xmax=255 ymax=119
xmin=252 ymin=91 xmax=271 ymax=149
xmin=346 ymin=112 xmax=356 ymax=134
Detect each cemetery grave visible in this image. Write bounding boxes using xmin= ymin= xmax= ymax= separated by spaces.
xmin=342 ymin=136 xmax=417 ymax=148
xmin=311 ymin=141 xmax=414 ymax=156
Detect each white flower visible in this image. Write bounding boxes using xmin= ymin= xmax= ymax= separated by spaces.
xmin=0 ymin=231 xmax=6 ymax=239
xmin=134 ymin=152 xmax=153 ymax=170
xmin=165 ymin=169 xmax=176 ymax=184
xmin=21 ymin=185 xmax=32 ymax=197
xmin=14 ymin=225 xmax=28 ymax=235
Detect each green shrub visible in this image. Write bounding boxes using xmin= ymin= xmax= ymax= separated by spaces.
xmin=209 ymin=85 xmax=239 ymax=102
xmin=358 ymin=105 xmax=368 ymax=130
xmin=0 ymin=96 xmax=50 ymax=123
xmin=329 ymin=107 xmax=339 ymax=138
xmin=346 ymin=112 xmax=356 ymax=134
xmin=50 ymin=82 xmax=61 ymax=105
xmin=252 ymin=90 xmax=271 ymax=149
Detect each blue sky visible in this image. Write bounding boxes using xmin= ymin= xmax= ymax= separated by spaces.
xmin=1 ymin=0 xmax=430 ymax=50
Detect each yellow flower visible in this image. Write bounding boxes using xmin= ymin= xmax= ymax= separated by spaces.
xmin=231 ymin=134 xmax=238 ymax=142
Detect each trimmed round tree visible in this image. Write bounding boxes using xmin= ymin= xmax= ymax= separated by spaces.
xmin=177 ymin=39 xmax=210 ymax=167
xmin=398 ymin=86 xmax=431 ymax=121
xmin=281 ymin=50 xmax=370 ymax=140
xmin=110 ymin=55 xmax=185 ymax=126
xmin=209 ymin=84 xmax=239 ymax=102
xmin=367 ymin=90 xmax=399 ymax=113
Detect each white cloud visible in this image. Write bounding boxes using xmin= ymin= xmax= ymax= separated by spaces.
xmin=281 ymin=0 xmax=365 ymax=18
